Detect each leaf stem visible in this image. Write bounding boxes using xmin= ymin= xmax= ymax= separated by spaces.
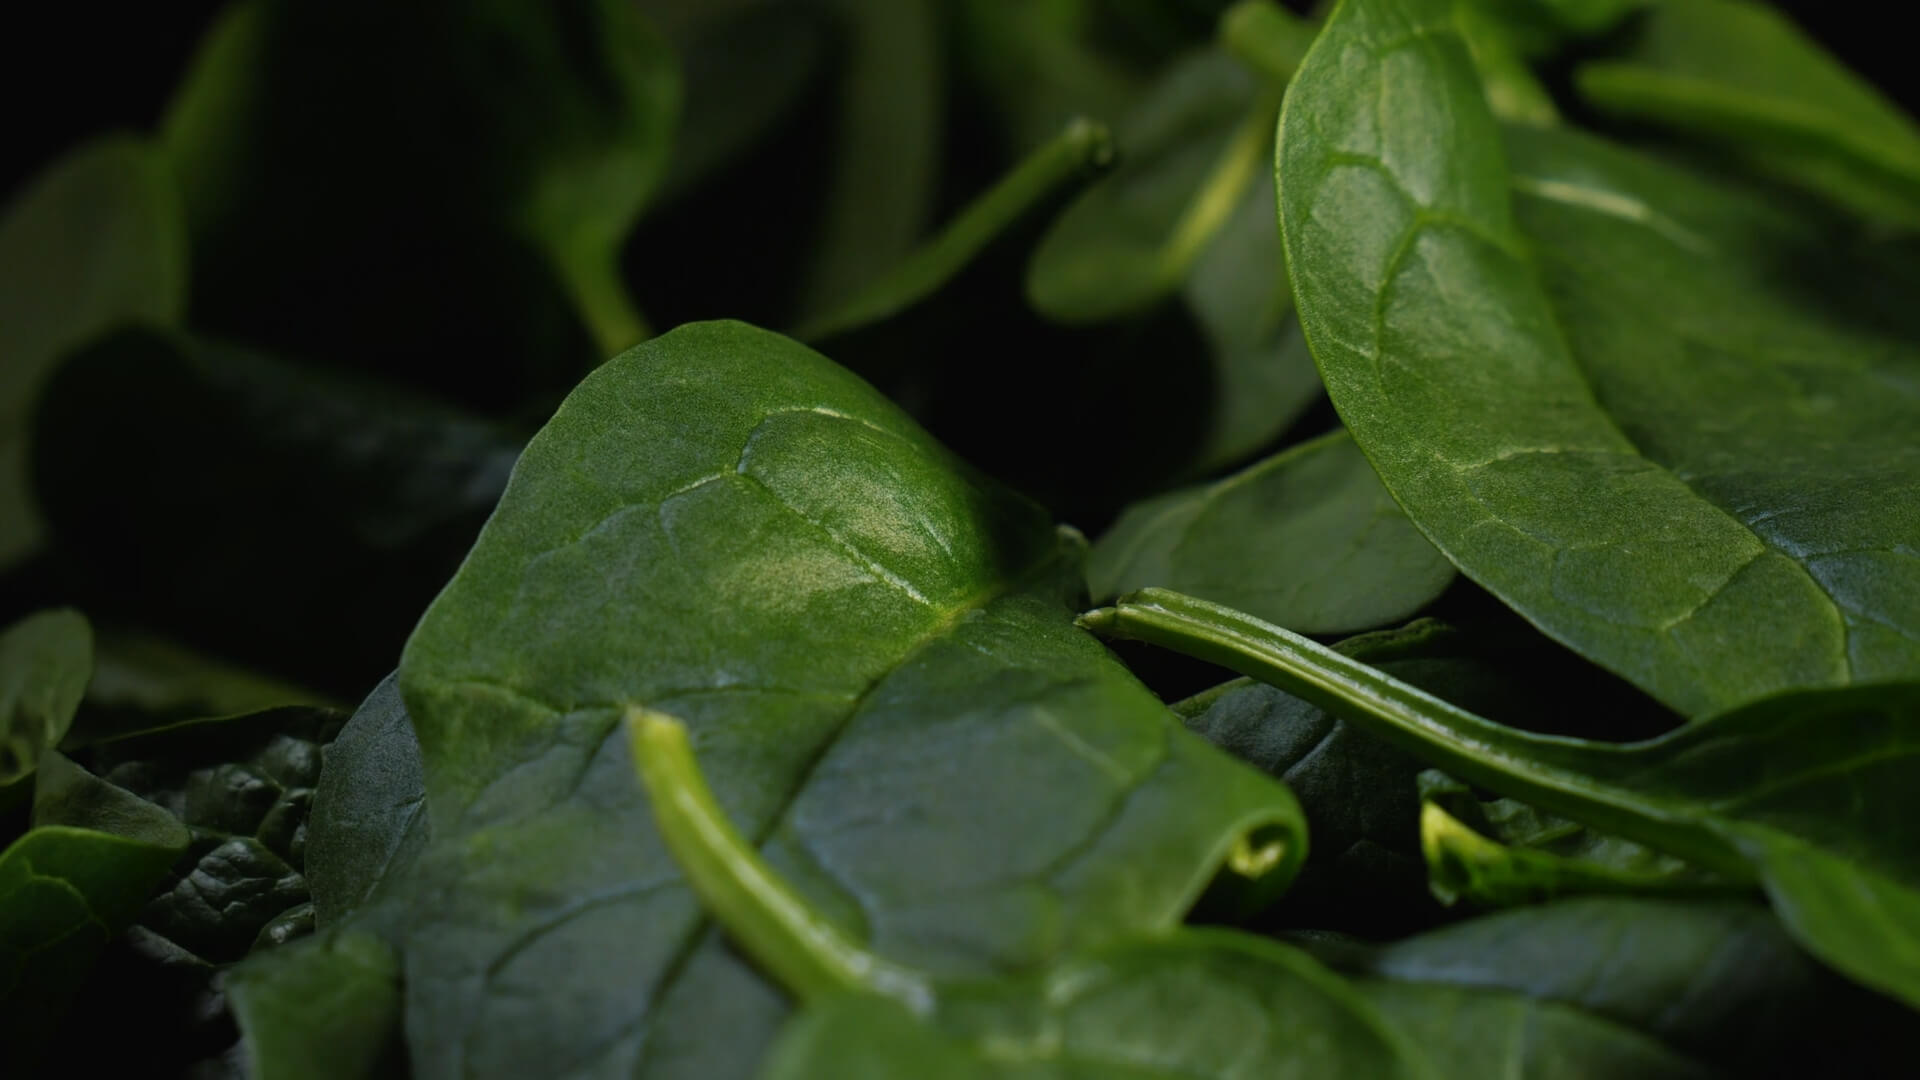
xmin=625 ymin=708 xmax=933 ymax=1011
xmin=1077 ymin=589 xmax=1753 ymax=878
xmin=549 ymin=240 xmax=653 ymax=360
xmin=1219 ymin=1 xmax=1320 ymax=85
xmin=793 ymin=117 xmax=1116 ymax=342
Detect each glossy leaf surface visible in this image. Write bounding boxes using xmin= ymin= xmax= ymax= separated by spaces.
xmin=300 ymin=322 xmax=1304 ymax=1078
xmin=0 ymin=137 xmax=185 ymax=567
xmin=1278 ymin=0 xmax=1920 ymax=714
xmin=1085 ymin=589 xmax=1920 ymax=1007
xmin=1090 ymin=430 xmax=1454 ymax=636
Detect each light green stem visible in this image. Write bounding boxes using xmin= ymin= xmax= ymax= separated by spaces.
xmin=1219 ymin=1 xmax=1321 ymax=84
xmin=1076 ymin=589 xmax=1754 ymax=879
xmin=1159 ymin=88 xmax=1285 ymax=290
xmin=626 ymin=709 xmax=933 ymax=1011
xmin=550 ymin=239 xmax=653 ymax=360
xmin=794 ymin=117 xmax=1115 ymax=342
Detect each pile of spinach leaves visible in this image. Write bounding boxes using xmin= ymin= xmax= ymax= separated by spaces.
xmin=3 ymin=0 xmax=1917 ymax=1075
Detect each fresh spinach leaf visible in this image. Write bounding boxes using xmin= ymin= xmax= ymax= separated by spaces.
xmin=0 ymin=608 xmax=91 ymax=785
xmin=219 ymin=929 xmax=407 ymax=1080
xmin=82 ymin=705 xmax=347 ymax=963
xmin=162 ymin=0 xmax=678 ymax=397
xmin=0 ymin=137 xmax=185 ymax=568
xmin=287 ymin=322 xmax=1303 ymax=1078
xmin=1576 ymin=0 xmax=1920 ymax=226
xmin=1090 ymin=429 xmax=1455 ymax=636
xmin=637 ymin=708 xmax=1707 ymax=1080
xmin=1085 ymin=588 xmax=1920 ymax=1007
xmin=1277 ymin=0 xmax=1920 ymax=715
xmin=306 ymin=675 xmax=427 ymax=930
xmin=3 ymin=751 xmax=189 ymax=1063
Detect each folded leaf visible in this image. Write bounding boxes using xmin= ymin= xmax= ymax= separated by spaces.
xmin=292 ymin=321 xmax=1303 ymax=1078
xmin=1277 ymin=0 xmax=1920 ymax=714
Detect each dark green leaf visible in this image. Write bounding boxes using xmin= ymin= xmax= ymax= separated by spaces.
xmin=3 ymin=752 xmax=188 ymax=1063
xmin=307 ymin=675 xmax=427 ymax=930
xmin=1277 ymin=0 xmax=1920 ymax=715
xmin=32 ymin=328 xmax=521 ymax=692
xmin=1085 ymin=589 xmax=1920 ymax=1007
xmin=0 ymin=608 xmax=91 ymax=785
xmin=1576 ymin=0 xmax=1920 ymax=226
xmin=82 ymin=705 xmax=347 ymax=963
xmin=302 ymin=322 xmax=1302 ymax=1077
xmin=223 ymin=930 xmax=406 ymax=1080
xmin=0 ymin=137 xmax=184 ymax=567
xmin=1300 ymin=895 xmax=1915 ymax=1073
xmin=1027 ymin=48 xmax=1278 ymax=324
xmin=1090 ymin=429 xmax=1455 ymax=636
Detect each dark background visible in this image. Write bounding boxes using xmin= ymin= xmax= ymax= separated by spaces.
xmin=0 ymin=1 xmax=1909 ymax=206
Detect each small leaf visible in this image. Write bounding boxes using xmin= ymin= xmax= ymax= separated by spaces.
xmin=0 ymin=608 xmax=92 ymax=786
xmin=1090 ymin=429 xmax=1455 ymax=636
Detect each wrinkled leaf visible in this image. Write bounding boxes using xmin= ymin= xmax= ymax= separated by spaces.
xmin=297 ymin=322 xmax=1303 ymax=1078
xmin=1090 ymin=430 xmax=1455 ymax=636
xmin=1277 ymin=0 xmax=1920 ymax=715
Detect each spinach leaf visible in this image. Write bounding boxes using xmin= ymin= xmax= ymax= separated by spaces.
xmin=307 ymin=676 xmax=427 ymax=930
xmin=219 ymin=929 xmax=407 ymax=1080
xmin=795 ymin=118 xmax=1117 ymax=343
xmin=293 ymin=322 xmax=1303 ymax=1078
xmin=1027 ymin=49 xmax=1279 ymax=324
xmin=3 ymin=751 xmax=189 ymax=1064
xmin=1576 ymin=0 xmax=1920 ymax=226
xmin=1300 ymin=895 xmax=1915 ymax=1073
xmin=1417 ymin=770 xmax=1741 ymax=906
xmin=162 ymin=0 xmax=678 ymax=397
xmin=1090 ymin=429 xmax=1455 ymax=636
xmin=637 ymin=707 xmax=1705 ymax=1080
xmin=0 ymin=608 xmax=90 ymax=785
xmin=1084 ymin=588 xmax=1920 ymax=1008
xmin=82 ymin=705 xmax=347 ymax=963
xmin=0 ymin=137 xmax=184 ymax=568
xmin=1277 ymin=0 xmax=1920 ymax=715
xmin=1025 ymin=40 xmax=1322 ymax=471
